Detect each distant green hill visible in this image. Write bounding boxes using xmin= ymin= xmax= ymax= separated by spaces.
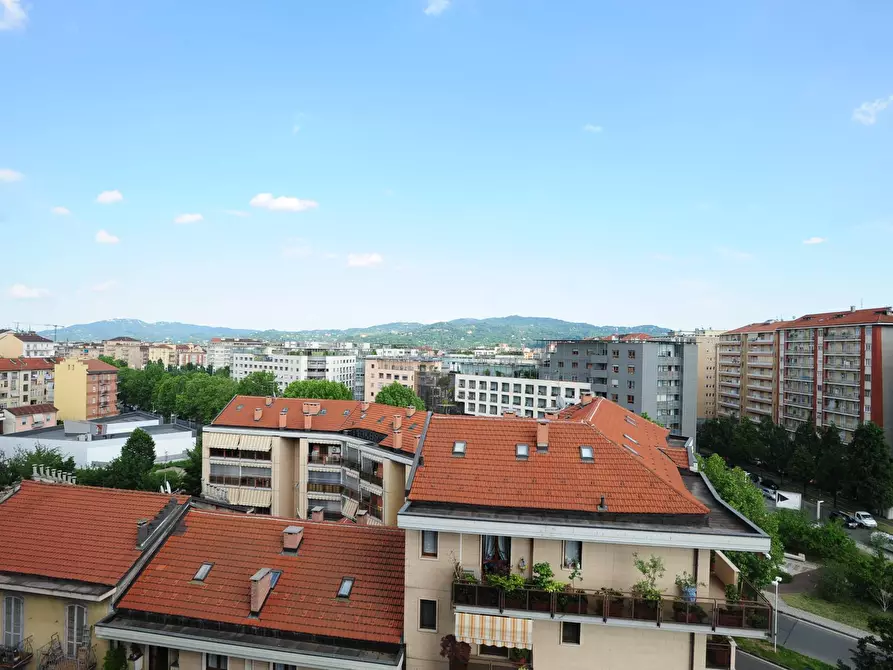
xmin=42 ymin=316 xmax=670 ymax=347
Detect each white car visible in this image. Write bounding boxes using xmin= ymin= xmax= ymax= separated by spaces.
xmin=854 ymin=511 xmax=878 ymax=528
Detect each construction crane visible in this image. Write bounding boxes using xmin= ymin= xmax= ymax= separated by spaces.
xmin=8 ymin=322 xmax=65 ymax=341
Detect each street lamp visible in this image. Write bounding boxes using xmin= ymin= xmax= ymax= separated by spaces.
xmin=817 ymin=499 xmax=825 ymax=522
xmin=771 ymin=576 xmax=782 ymax=652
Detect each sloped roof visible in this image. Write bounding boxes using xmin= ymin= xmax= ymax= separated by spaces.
xmin=5 ymin=403 xmax=57 ymax=416
xmin=84 ymin=359 xmax=120 ymax=373
xmin=783 ymin=306 xmax=893 ymax=328
xmin=0 ymin=481 xmax=188 ymax=586
xmin=0 ymin=358 xmax=56 ymax=371
xmin=7 ymin=332 xmax=53 ymax=343
xmin=117 ymin=508 xmax=404 ymax=644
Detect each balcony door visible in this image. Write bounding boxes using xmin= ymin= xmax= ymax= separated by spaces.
xmin=482 ymin=536 xmax=511 ymax=575
xmin=148 ymin=646 xmax=169 ymax=670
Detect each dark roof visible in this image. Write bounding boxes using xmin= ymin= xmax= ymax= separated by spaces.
xmin=5 ymin=403 xmax=57 ymax=416
xmin=12 ymin=332 xmax=53 ymax=343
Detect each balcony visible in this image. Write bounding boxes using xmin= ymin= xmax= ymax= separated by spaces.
xmin=359 ymin=468 xmax=384 ymax=487
xmin=706 ymin=638 xmax=733 ymax=670
xmin=0 ymin=638 xmax=33 ymax=670
xmin=451 ymin=582 xmax=771 ymax=639
xmin=746 ymin=371 xmax=773 ymax=380
xmin=746 ymin=406 xmax=772 ymax=416
xmin=718 ymin=400 xmax=740 ymax=410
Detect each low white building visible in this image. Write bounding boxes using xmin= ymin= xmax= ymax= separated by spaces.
xmin=231 ymin=347 xmax=356 ymax=392
xmin=205 ymin=337 xmax=265 ymax=371
xmin=455 ymin=373 xmax=592 ymax=417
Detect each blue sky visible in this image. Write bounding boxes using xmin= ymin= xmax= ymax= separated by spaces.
xmin=1 ymin=0 xmax=891 ymax=332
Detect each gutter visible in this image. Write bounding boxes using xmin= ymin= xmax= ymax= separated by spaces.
xmin=404 ymin=411 xmax=433 ymax=496
xmin=697 ymin=471 xmax=770 ymax=540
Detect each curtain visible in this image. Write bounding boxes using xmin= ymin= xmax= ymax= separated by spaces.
xmin=483 ymin=535 xmax=497 ymax=560
xmin=497 ymin=536 xmax=509 ymax=560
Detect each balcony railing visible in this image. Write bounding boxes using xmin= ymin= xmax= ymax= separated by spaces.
xmin=359 ymin=469 xmax=384 ymax=487
xmin=452 ymin=583 xmax=771 ymax=637
xmin=0 ymin=638 xmax=33 ymax=670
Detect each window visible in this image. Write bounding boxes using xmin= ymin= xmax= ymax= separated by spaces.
xmin=627 ymin=395 xmax=635 ymax=404
xmin=479 ymin=645 xmax=509 ymax=657
xmin=561 ymin=622 xmax=581 ymax=645
xmin=459 ymin=379 xmax=466 ymax=388
xmin=273 ymin=665 xmax=296 ymax=670
xmin=558 ymin=361 xmax=564 ymax=368
xmin=65 ymin=604 xmax=87 ymax=657
xmin=512 ymin=396 xmax=521 ymax=405
xmin=610 ymin=393 xmax=618 ymax=402
xmin=490 ymin=394 xmax=497 ymax=402
xmin=538 ymin=385 xmax=547 ymax=396
xmin=419 ymin=599 xmax=437 ymax=631
xmin=612 ymin=365 xmax=619 ymax=373
xmin=501 ymin=394 xmax=509 ymax=403
xmin=580 ymin=445 xmax=594 ymax=462
xmin=501 ymin=383 xmax=509 ymax=392
xmin=193 ymin=562 xmax=213 ymax=581
xmin=571 ymin=361 xmax=578 ymax=368
xmin=468 ymin=392 xmax=476 ymax=400
xmin=490 ymin=382 xmax=498 ymax=391
xmin=452 ymin=441 xmax=466 ymax=456
xmin=337 ymin=577 xmax=355 ymax=598
xmin=611 ymin=379 xmax=618 ymax=388
xmin=571 ymin=349 xmax=579 ymax=356
xmin=525 ymin=385 xmax=534 ymax=394
xmin=3 ymin=596 xmax=23 ymax=648
xmin=627 ymin=380 xmax=636 ymax=389
xmin=612 ymin=349 xmax=619 ymax=359
xmin=516 ymin=443 xmax=529 ymax=460
xmin=422 ymin=531 xmax=439 ymax=557
xmin=469 ymin=380 xmax=476 ymax=389
xmin=627 ymin=365 xmax=635 ymax=374
xmin=565 ymin=388 xmax=575 ymax=398
xmin=489 ymin=405 xmax=497 ymax=415
xmin=628 ymin=350 xmax=636 ymax=359
xmin=563 ymin=541 xmax=582 ymax=569
xmin=478 ymin=404 xmax=486 ymax=413
xmin=206 ymin=655 xmax=228 ymax=670
xmin=513 ymin=384 xmax=521 ymax=393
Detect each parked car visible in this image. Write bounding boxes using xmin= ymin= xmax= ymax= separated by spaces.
xmin=761 ymin=478 xmax=778 ymax=491
xmin=854 ymin=511 xmax=878 ymax=528
xmin=871 ymin=531 xmax=893 ymax=549
xmin=829 ymin=510 xmax=858 ymax=528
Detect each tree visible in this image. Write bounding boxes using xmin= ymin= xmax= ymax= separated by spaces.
xmin=732 ymin=416 xmax=761 ymax=464
xmin=839 ymin=615 xmax=893 ymax=669
xmin=180 ymin=439 xmax=202 ymax=496
xmin=153 ymin=373 xmax=190 ymax=418
xmin=283 ymin=379 xmax=353 ymax=400
xmin=105 ymin=429 xmax=156 ymax=490
xmin=98 ymin=355 xmax=127 ymax=368
xmin=0 ymin=445 xmax=76 ymax=487
xmin=817 ymin=424 xmax=847 ymax=507
xmin=761 ymin=418 xmax=794 ymax=485
xmin=846 ymin=422 xmax=893 ymax=512
xmin=791 ymin=420 xmax=820 ymax=492
xmin=375 ymin=382 xmax=426 ymax=410
xmin=175 ymin=374 xmax=237 ymax=424
xmin=440 ymin=634 xmax=471 ymax=670
xmin=236 ymin=371 xmax=279 ymax=398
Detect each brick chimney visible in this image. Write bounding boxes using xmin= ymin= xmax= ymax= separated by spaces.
xmin=545 ymin=411 xmax=559 ymax=421
xmin=253 ymin=407 xmax=262 ymax=421
xmin=250 ymin=568 xmax=274 ymax=615
xmin=311 ymin=506 xmax=325 ymax=522
xmin=265 ymin=396 xmax=273 ymax=407
xmin=136 ymin=519 xmax=150 ymax=546
xmin=536 ymin=419 xmax=549 ymax=452
xmin=282 ymin=525 xmax=303 ymax=552
xmin=581 ymin=393 xmax=594 ymax=406
xmin=356 ymin=510 xmax=369 ymax=525
xmin=303 ymin=401 xmax=320 ymax=415
xmin=279 ymin=409 xmax=288 ymax=429
xmin=393 ymin=414 xmax=403 ymax=430
xmin=406 ymin=405 xmax=416 ymax=417
xmin=304 ymin=411 xmax=312 ymax=430
xmin=361 ymin=401 xmax=370 ymax=411
xmin=393 ymin=429 xmax=403 ymax=452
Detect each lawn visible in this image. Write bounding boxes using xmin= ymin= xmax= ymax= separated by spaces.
xmin=784 ymin=592 xmax=881 ymax=633
xmin=735 ymin=638 xmax=836 ymax=670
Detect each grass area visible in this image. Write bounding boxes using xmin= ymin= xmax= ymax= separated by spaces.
xmin=784 ymin=592 xmax=880 ymax=633
xmin=151 ymin=460 xmax=188 ymax=471
xmin=736 ymin=638 xmax=836 ymax=670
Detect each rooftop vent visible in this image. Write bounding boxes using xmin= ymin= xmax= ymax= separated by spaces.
xmin=343 ymin=409 xmax=350 ymax=416
xmin=393 ymin=428 xmax=403 ymax=452
xmin=452 ymin=441 xmax=466 ymax=457
xmin=580 ymin=445 xmax=594 ymax=462
xmin=515 ymin=443 xmax=529 ymax=460
xmin=282 ymin=525 xmax=304 ymax=553
xmin=361 ymin=402 xmax=370 ymax=411
xmin=597 ymin=495 xmax=608 ymax=512
xmin=581 ymin=394 xmax=594 ymax=406
xmin=337 ymin=577 xmax=355 ymax=598
xmin=311 ymin=506 xmax=325 ymax=522
xmin=623 ymin=433 xmax=639 ymax=445
xmin=264 ymin=396 xmax=273 ymax=407
xmin=249 ymin=568 xmax=282 ymax=616
xmin=320 ymin=408 xmax=327 ymax=415
xmin=407 ymin=405 xmax=416 ymax=417
xmin=236 ymin=403 xmax=244 ymax=411
xmin=253 ymin=407 xmax=262 ymax=421
xmin=624 ymin=416 xmax=638 ymax=427
xmin=394 ymin=414 xmax=403 ymax=431
xmin=279 ymin=408 xmax=288 ymax=429
xmin=623 ymin=443 xmax=640 ymax=457
xmin=193 ymin=562 xmax=213 ymax=582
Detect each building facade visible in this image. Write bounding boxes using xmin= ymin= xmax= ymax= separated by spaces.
xmin=175 ymin=344 xmax=206 ymax=367
xmin=205 ymin=337 xmax=265 ymax=371
xmin=102 ymin=337 xmax=149 ymax=369
xmin=0 ymin=358 xmax=55 ymax=413
xmin=671 ymin=329 xmax=724 ymax=422
xmin=545 ymin=338 xmax=699 ymax=437
xmin=455 ymin=374 xmax=591 ymax=418
xmin=2 ymin=404 xmax=58 ymax=434
xmin=0 ymin=332 xmax=55 ymax=359
xmin=147 ymin=344 xmax=177 ymax=368
xmin=364 ymin=357 xmax=442 ymax=402
xmin=231 ymin=347 xmax=355 ymax=392
xmin=54 ymin=342 xmax=103 ymax=360
xmin=53 ymin=358 xmax=119 ymax=421
xmin=717 ymin=322 xmax=781 ymax=424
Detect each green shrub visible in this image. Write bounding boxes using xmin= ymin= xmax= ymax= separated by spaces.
xmin=775 ymin=510 xmax=858 ymax=562
xmin=818 ymin=562 xmax=850 ymax=603
xmin=102 ymin=645 xmax=127 ymax=670
xmin=779 ymin=571 xmax=794 ymax=584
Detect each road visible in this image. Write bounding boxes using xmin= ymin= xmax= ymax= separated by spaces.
xmin=737 ymin=652 xmax=782 ymax=670
xmin=776 ymin=611 xmax=860 ymax=666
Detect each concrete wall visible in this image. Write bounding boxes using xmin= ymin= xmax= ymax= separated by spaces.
xmin=272 ymin=436 xmax=296 ymax=518
xmin=681 ymin=342 xmax=699 ymax=438
xmin=0 ymin=430 xmax=195 ymax=467
xmin=383 ymin=460 xmax=406 ymax=526
xmin=880 ymin=327 xmax=893 ymax=451
xmin=53 ymin=360 xmax=87 ymax=421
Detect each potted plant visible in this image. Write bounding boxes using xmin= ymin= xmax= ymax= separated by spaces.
xmin=630 ymin=553 xmax=665 ymax=621
xmin=717 ymin=583 xmax=743 ymax=627
xmin=488 ymin=573 xmax=527 ymax=610
xmin=509 ymin=648 xmax=532 ymax=669
xmin=602 ymin=587 xmax=625 ymax=617
xmin=527 ymin=562 xmax=564 ymax=612
xmin=672 ymin=600 xmax=707 ymax=624
xmin=675 ymin=571 xmax=701 ymax=603
xmin=440 ymin=635 xmax=471 ymax=670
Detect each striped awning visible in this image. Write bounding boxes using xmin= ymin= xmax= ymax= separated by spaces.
xmin=205 ymin=432 xmax=272 ymax=451
xmin=206 ymin=432 xmax=240 ymax=448
xmin=454 ymin=613 xmax=533 ymax=650
xmin=223 ymin=487 xmax=273 ymax=507
xmin=239 ymin=434 xmax=273 ymax=451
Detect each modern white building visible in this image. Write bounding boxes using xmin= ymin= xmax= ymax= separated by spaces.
xmin=0 ymin=332 xmax=56 ymax=359
xmin=231 ymin=347 xmax=356 ymax=392
xmin=205 ymin=337 xmax=265 ymax=371
xmin=455 ymin=373 xmax=592 ymax=417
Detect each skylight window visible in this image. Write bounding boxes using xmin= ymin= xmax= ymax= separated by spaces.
xmin=452 ymin=441 xmax=467 ymax=457
xmin=343 ymin=409 xmax=350 ymax=416
xmin=320 ymin=408 xmax=327 ymax=415
xmin=623 ymin=444 xmax=640 ymax=457
xmin=624 ymin=416 xmax=637 ymax=427
xmin=270 ymin=570 xmax=282 ymax=588
xmin=377 ymin=416 xmax=385 ymax=423
xmin=193 ymin=562 xmax=213 ymax=581
xmin=337 ymin=577 xmax=354 ymax=598
xmin=515 ymin=443 xmax=529 ymax=460
xmin=579 ymin=445 xmax=594 ymax=462
xmin=236 ymin=404 xmax=244 ymax=411
xmin=623 ymin=433 xmax=639 ymax=445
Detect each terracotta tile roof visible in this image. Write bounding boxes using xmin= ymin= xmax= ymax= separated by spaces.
xmin=410 ymin=399 xmax=707 ymax=516
xmin=8 ymin=332 xmax=53 ymax=343
xmin=723 ymin=321 xmax=787 ymax=335
xmin=212 ymin=396 xmax=427 ymax=454
xmin=107 ymin=336 xmax=140 ymax=342
xmin=84 ymin=359 xmax=120 ymax=373
xmin=5 ymin=403 xmax=57 ymax=416
xmin=783 ymin=306 xmax=893 ymax=328
xmin=0 ymin=357 xmax=56 ymax=371
xmin=117 ymin=509 xmax=404 ymax=644
xmin=0 ymin=481 xmax=188 ymax=586
xmin=660 ymin=447 xmax=691 ymax=469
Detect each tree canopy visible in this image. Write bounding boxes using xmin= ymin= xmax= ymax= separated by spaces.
xmin=283 ymin=379 xmax=353 ymax=400
xmin=105 ymin=428 xmax=157 ymax=490
xmin=235 ymin=371 xmax=279 ymax=398
xmin=840 ymin=615 xmax=893 ymax=669
xmin=375 ymin=382 xmax=426 ymax=410
xmin=98 ymin=355 xmax=128 ymax=368
xmin=846 ymin=422 xmax=893 ymax=512
xmin=0 ymin=445 xmax=75 ymax=487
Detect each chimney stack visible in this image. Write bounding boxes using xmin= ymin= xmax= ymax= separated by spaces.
xmin=361 ymin=402 xmax=370 ymax=411
xmin=32 ymin=464 xmax=38 ymax=479
xmin=265 ymin=396 xmax=273 ymax=407
xmin=311 ymin=506 xmax=325 ymax=522
xmin=393 ymin=414 xmax=403 ymax=431
xmin=279 ymin=409 xmax=288 ymax=429
xmin=304 ymin=412 xmax=312 ymax=430
xmin=407 ymin=405 xmax=416 ymax=417
xmin=536 ymin=420 xmax=549 ymax=452
xmin=253 ymin=407 xmax=262 ymax=422
xmin=356 ymin=510 xmax=369 ymax=525
xmin=581 ymin=393 xmax=594 ymax=406
xmin=250 ymin=568 xmax=274 ymax=615
xmin=393 ymin=429 xmax=403 ymax=452
xmin=282 ymin=525 xmax=303 ymax=552
xmin=136 ymin=519 xmax=150 ymax=546
xmin=302 ymin=401 xmax=320 ymax=415
xmin=545 ymin=412 xmax=559 ymax=421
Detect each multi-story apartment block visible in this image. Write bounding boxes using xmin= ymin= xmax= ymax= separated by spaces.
xmin=364 ymin=356 xmax=442 ymax=402
xmin=231 ymin=347 xmax=356 ymax=392
xmin=148 ymin=343 xmax=177 ymax=367
xmin=716 ymin=322 xmax=781 ymax=423
xmin=176 ymin=343 xmax=206 ymax=367
xmin=205 ymin=337 xmax=264 ymax=371
xmin=54 ymin=341 xmax=103 ymax=360
xmin=455 ymin=374 xmax=591 ymax=418
xmin=545 ymin=337 xmax=699 ymax=437
xmin=0 ymin=331 xmax=55 ymax=358
xmin=0 ymin=357 xmax=56 ymax=412
xmin=671 ymin=329 xmax=725 ymax=422
xmin=53 ymin=358 xmax=119 ymax=420
xmin=399 ymin=395 xmax=771 ymax=670
xmin=202 ymin=396 xmax=427 ymax=523
xmin=102 ymin=336 xmax=149 ymax=369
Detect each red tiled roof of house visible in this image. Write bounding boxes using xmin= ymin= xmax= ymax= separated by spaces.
xmin=619 ymin=332 xmax=653 ymax=341
xmin=723 ymin=321 xmax=788 ymax=335
xmin=7 ymin=332 xmax=53 ymax=343
xmin=782 ymin=306 xmax=893 ymax=328
xmin=0 ymin=358 xmax=56 ymax=371
xmin=661 ymin=447 xmax=691 ymax=469
xmin=5 ymin=403 xmax=57 ymax=416
xmin=212 ymin=396 xmax=427 ymax=453
xmin=410 ymin=400 xmax=707 ymax=516
xmin=0 ymin=481 xmax=189 ymax=586
xmin=84 ymin=359 xmax=120 ymax=373
xmin=117 ymin=509 xmax=404 ymax=644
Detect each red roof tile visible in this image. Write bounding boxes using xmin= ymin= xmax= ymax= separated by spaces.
xmin=0 ymin=358 xmax=56 ymax=371
xmin=4 ymin=403 xmax=57 ymax=416
xmin=7 ymin=332 xmax=53 ymax=343
xmin=84 ymin=359 xmax=120 ymax=373
xmin=213 ymin=396 xmax=426 ymax=453
xmin=410 ymin=399 xmax=707 ymax=516
xmin=0 ymin=481 xmax=188 ymax=586
xmin=117 ymin=509 xmax=404 ymax=644
xmin=723 ymin=321 xmax=787 ymax=335
xmin=660 ymin=447 xmax=691 ymax=469
xmin=783 ymin=306 xmax=893 ymax=328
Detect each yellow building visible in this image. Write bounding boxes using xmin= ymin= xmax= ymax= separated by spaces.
xmin=53 ymin=358 xmax=119 ymax=421
xmin=0 ymin=474 xmax=188 ymax=670
xmin=0 ymin=332 xmax=55 ymax=359
xmin=147 ymin=344 xmax=177 ymax=368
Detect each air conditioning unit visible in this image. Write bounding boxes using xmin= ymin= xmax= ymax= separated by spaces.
xmin=461 ymin=567 xmax=481 ymax=582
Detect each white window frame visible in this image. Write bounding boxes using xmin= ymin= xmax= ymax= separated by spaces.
xmin=418 ymin=598 xmax=438 ymax=633
xmin=560 ymin=621 xmax=582 ymax=646
xmin=421 ymin=530 xmax=439 ymax=559
xmin=64 ymin=604 xmax=87 ymax=657
xmin=204 ymin=654 xmax=229 ymax=670
xmin=562 ymin=540 xmax=582 ymax=570
xmin=3 ymin=595 xmax=24 ymax=648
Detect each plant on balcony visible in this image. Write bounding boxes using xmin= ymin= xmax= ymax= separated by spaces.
xmin=601 ymin=587 xmax=625 ymax=617
xmin=102 ymin=645 xmax=127 ymax=670
xmin=672 ymin=600 xmax=708 ymax=624
xmin=439 ymin=635 xmax=471 ymax=670
xmin=631 ymin=553 xmax=665 ymax=620
xmin=717 ymin=583 xmax=743 ymax=627
xmin=487 ymin=573 xmax=526 ymax=593
xmin=675 ymin=571 xmax=703 ymax=603
xmin=509 ymin=648 xmax=532 ymax=669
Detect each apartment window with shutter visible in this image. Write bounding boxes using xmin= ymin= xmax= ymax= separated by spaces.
xmin=561 ymin=622 xmax=581 ymax=645
xmin=422 ymin=531 xmax=439 ymax=558
xmin=206 ymin=655 xmax=228 ymax=670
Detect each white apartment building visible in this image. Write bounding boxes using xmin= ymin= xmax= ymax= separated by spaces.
xmin=456 ymin=373 xmax=592 ymax=418
xmin=205 ymin=337 xmax=264 ymax=371
xmin=231 ymin=347 xmax=356 ymax=392
xmin=0 ymin=332 xmax=56 ymax=358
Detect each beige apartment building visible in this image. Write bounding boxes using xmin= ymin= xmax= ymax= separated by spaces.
xmin=202 ymin=396 xmax=427 ymax=524
xmin=0 ymin=331 xmax=55 ymax=358
xmin=672 ymin=329 xmax=725 ymax=422
xmin=102 ymin=336 xmax=149 ymax=369
xmin=53 ymin=358 xmax=119 ymax=420
xmin=717 ymin=322 xmax=781 ymax=423
xmin=364 ymin=356 xmax=442 ymax=402
xmin=0 ymin=357 xmax=56 ymax=413
xmin=399 ymin=396 xmax=772 ymax=670
xmin=148 ymin=343 xmax=177 ymax=367
xmin=55 ymin=341 xmax=103 ymax=360
xmin=176 ymin=343 xmax=205 ymax=367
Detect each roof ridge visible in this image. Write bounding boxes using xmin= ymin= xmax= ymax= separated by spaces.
xmin=20 ymin=479 xmax=189 ymax=500
xmin=188 ymin=507 xmax=405 ymax=533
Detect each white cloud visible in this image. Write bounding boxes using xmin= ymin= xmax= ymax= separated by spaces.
xmin=223 ymin=209 xmax=250 ymax=217
xmin=717 ymin=247 xmax=753 ymax=261
xmin=0 ymin=0 xmax=27 ymax=31
xmin=424 ymin=0 xmax=450 ymax=15
xmin=95 ymin=229 xmax=120 ymax=244
xmin=7 ymin=283 xmax=48 ymax=299
xmin=249 ymin=192 xmax=319 ymax=212
xmin=853 ymin=95 xmax=893 ymax=125
xmin=0 ymin=168 xmax=23 ymax=182
xmin=51 ymin=206 xmax=71 ymax=216
xmin=91 ymin=279 xmax=117 ymax=292
xmin=96 ymin=189 xmax=124 ymax=204
xmin=174 ymin=213 xmax=203 ymax=224
xmin=803 ymin=236 xmax=827 ymax=245
xmin=347 ymin=252 xmax=384 ymax=268
xmin=582 ymin=124 xmax=603 ymax=133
